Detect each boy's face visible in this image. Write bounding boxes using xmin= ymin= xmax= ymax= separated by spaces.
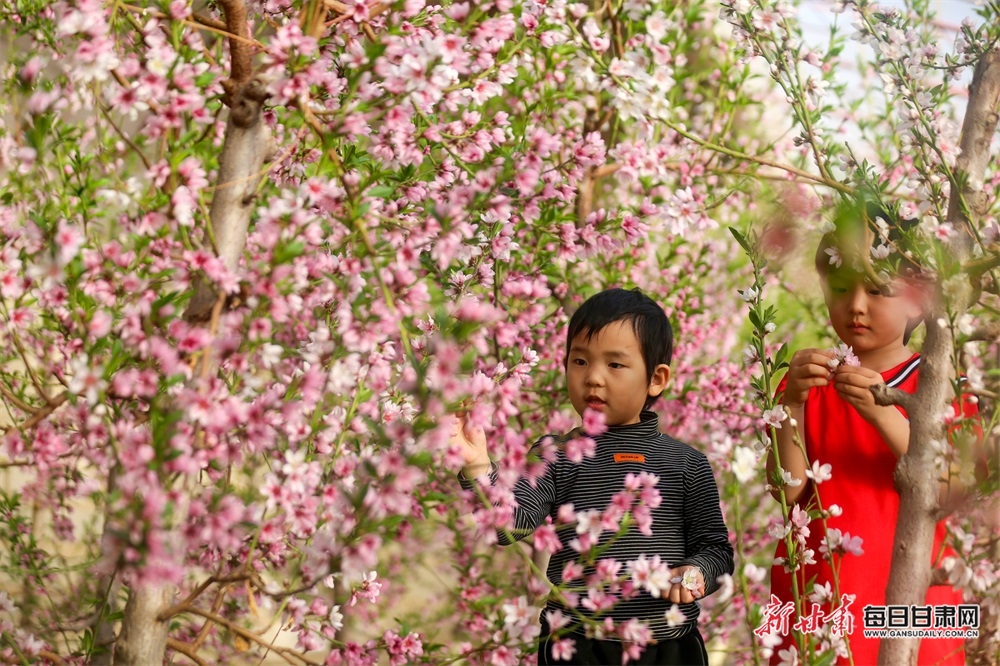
xmin=822 ymin=272 xmax=922 ymax=357
xmin=566 ymin=320 xmax=670 ymax=427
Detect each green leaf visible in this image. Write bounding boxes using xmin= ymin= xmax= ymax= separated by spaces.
xmin=773 ymin=343 xmax=788 ymax=369
xmin=367 ymin=184 xmax=397 ymax=199
xmin=273 ymin=240 xmax=305 ymax=264
xmin=729 ymin=226 xmax=751 ymax=254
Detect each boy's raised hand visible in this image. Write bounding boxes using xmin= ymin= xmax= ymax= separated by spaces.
xmin=451 ymin=414 xmax=490 ymax=479
xmin=783 ymin=349 xmax=837 ymax=407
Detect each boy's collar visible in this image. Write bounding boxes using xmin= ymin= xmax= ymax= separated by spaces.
xmin=604 ymin=409 xmax=659 ymax=432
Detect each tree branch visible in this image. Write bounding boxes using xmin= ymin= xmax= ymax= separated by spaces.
xmin=158 ymin=572 xmax=252 ymax=621
xmin=870 ymin=383 xmax=915 ymax=412
xmin=0 ymin=382 xmax=36 ymax=414
xmin=662 ymin=119 xmax=854 ymax=194
xmin=969 ymin=320 xmax=1000 ymax=341
xmin=218 ymin=0 xmax=253 ymax=106
xmin=176 ymin=606 xmax=323 ymax=666
xmin=945 ymin=49 xmax=1000 ymax=241
xmin=0 ymin=391 xmax=68 ymax=437
xmin=118 ymin=4 xmax=260 ymax=50
xmin=166 ymin=638 xmax=210 ymax=666
xmin=191 ymin=11 xmax=228 ymax=32
xmin=963 ymin=244 xmax=1000 ymax=279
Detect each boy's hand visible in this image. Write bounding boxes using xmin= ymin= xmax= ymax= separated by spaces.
xmin=783 ymin=349 xmax=837 ymax=408
xmin=662 ymin=565 xmax=704 ymax=604
xmin=451 ymin=414 xmax=490 ymax=479
xmin=832 ymin=365 xmax=888 ymax=422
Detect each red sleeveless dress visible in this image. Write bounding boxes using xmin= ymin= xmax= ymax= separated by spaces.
xmin=769 ymin=354 xmax=967 ymax=665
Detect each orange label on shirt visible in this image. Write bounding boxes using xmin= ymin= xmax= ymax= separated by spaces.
xmin=614 ymin=453 xmax=645 ymax=464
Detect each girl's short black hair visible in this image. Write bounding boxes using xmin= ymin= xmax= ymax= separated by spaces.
xmin=564 ymin=287 xmax=673 ymax=409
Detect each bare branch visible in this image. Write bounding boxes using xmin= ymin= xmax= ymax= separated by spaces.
xmin=118 ymin=4 xmax=259 ymax=50
xmin=663 ymin=119 xmax=854 ymax=194
xmin=0 ymin=391 xmax=68 ymax=437
xmin=177 ymin=606 xmax=324 ymax=666
xmin=964 ymin=244 xmax=1000 ymax=279
xmin=929 ymin=566 xmax=951 ymax=587
xmin=270 ymin=575 xmax=328 ymax=600
xmin=158 ymin=572 xmax=252 ymax=621
xmin=870 ymin=383 xmax=915 ymax=412
xmin=191 ymin=11 xmax=228 ymax=32
xmin=10 ymin=331 xmax=50 ymax=403
xmin=98 ymin=102 xmax=152 ymax=171
xmin=166 ymin=638 xmax=210 ymax=666
xmin=191 ymin=582 xmax=233 ymax=654
xmin=969 ymin=320 xmax=1000 ymax=342
xmin=0 ymin=382 xmax=36 ymax=414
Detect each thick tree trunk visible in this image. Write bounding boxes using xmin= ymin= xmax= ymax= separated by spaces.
xmin=111 ymin=2 xmax=272 ymax=662
xmin=880 ymin=49 xmax=1000 ymax=665
xmin=186 ymin=77 xmax=273 ymax=320
xmin=113 ymin=585 xmax=174 ymax=665
xmin=881 ymin=317 xmax=953 ymax=665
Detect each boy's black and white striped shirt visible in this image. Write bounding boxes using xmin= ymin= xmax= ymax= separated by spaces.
xmin=460 ymin=410 xmax=734 ymax=641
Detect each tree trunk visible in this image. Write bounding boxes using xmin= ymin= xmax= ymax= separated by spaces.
xmin=881 ymin=315 xmax=953 ymax=665
xmin=880 ymin=48 xmax=1000 ymax=665
xmin=111 ymin=1 xmax=272 ymax=661
xmin=113 ymin=585 xmax=174 ymax=665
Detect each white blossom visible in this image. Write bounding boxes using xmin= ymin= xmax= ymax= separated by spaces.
xmin=805 ymin=460 xmax=832 ymax=483
xmin=762 ymin=406 xmax=787 ymax=428
xmin=780 ymin=468 xmax=802 ymax=487
xmin=732 ymin=446 xmax=758 ymax=483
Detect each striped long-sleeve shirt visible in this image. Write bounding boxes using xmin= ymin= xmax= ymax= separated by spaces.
xmin=460 ymin=410 xmax=734 ymax=641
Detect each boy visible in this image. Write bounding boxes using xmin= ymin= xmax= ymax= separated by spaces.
xmin=766 ymin=215 xmax=971 ymax=665
xmin=455 ymin=287 xmax=734 ymax=665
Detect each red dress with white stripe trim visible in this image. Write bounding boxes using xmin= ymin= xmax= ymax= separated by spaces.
xmin=769 ymin=354 xmax=967 ymax=665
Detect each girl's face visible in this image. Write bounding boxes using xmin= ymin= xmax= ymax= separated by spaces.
xmin=822 ymin=273 xmax=923 ymax=363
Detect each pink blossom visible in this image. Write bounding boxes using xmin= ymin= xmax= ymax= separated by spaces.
xmin=551 ymin=637 xmax=576 ymax=661
xmin=629 ymin=554 xmax=673 ymax=597
xmin=564 ymin=435 xmax=597 ymax=463
xmin=55 ymin=220 xmax=85 ymax=265
xmin=66 ymin=355 xmax=106 ymax=405
xmin=350 ymin=571 xmax=383 ymax=606
xmin=533 ymin=521 xmax=562 ymax=554
xmin=581 ymin=407 xmax=607 ymax=435
xmin=829 ymin=344 xmax=860 ymax=367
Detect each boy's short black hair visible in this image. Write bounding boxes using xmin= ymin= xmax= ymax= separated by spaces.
xmin=814 ymin=200 xmax=924 ymax=343
xmin=564 ymin=287 xmax=673 ymax=409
